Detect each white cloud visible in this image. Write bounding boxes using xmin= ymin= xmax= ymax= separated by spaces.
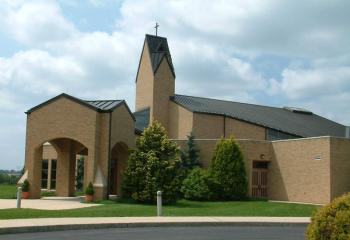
xmin=273 ymin=67 xmax=350 ymax=100
xmin=0 ymin=50 xmax=85 ymax=95
xmin=1 ymin=0 xmax=76 ymax=46
xmin=0 ymin=0 xmax=350 ymax=169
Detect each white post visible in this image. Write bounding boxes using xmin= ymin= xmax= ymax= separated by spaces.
xmin=157 ymin=190 xmax=162 ymax=216
xmin=17 ymin=187 xmax=22 ymax=209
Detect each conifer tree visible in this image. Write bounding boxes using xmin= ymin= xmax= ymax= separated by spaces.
xmin=180 ymin=132 xmax=200 ymax=171
xmin=122 ymin=121 xmax=182 ymax=204
xmin=210 ymin=137 xmax=248 ymax=200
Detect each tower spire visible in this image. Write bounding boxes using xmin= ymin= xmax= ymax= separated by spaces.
xmin=154 ymin=22 xmax=159 ymax=36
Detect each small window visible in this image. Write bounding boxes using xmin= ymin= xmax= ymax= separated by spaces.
xmin=253 ymin=161 xmax=269 ymax=169
xmin=267 ymin=129 xmax=298 ymax=141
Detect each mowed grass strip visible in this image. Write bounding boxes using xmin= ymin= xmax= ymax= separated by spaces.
xmin=0 ymin=199 xmax=319 ymax=219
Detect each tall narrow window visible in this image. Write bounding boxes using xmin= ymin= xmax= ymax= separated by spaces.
xmin=41 ymin=159 xmax=49 ymax=189
xmin=50 ymin=159 xmax=57 ymax=189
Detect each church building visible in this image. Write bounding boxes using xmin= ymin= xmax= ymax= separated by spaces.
xmin=22 ymin=34 xmax=350 ymax=204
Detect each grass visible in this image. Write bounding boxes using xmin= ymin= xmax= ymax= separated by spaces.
xmin=0 ymin=184 xmax=17 ymax=199
xmin=0 ymin=184 xmax=319 ymax=219
xmin=0 ymin=198 xmax=319 ymax=220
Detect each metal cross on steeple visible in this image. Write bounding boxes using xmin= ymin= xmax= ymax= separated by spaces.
xmin=154 ymin=22 xmax=159 ymax=36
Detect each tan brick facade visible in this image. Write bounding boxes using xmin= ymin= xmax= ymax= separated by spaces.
xmin=175 ymin=137 xmax=350 ymax=204
xmin=24 ymin=95 xmax=135 ymax=200
xmin=270 ymin=137 xmax=332 ymax=204
xmin=28 ymin=34 xmax=349 ymax=205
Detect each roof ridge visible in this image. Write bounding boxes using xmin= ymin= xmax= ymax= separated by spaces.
xmin=145 ymin=34 xmax=167 ymax=39
xmin=84 ymin=99 xmax=123 ymax=102
xmin=174 ymin=94 xmax=284 ymax=111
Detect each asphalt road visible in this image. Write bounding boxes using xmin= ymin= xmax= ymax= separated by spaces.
xmin=0 ymin=226 xmax=307 ymax=240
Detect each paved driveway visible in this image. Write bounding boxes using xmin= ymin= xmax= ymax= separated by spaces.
xmin=0 ymin=226 xmax=307 ymax=240
xmin=0 ymin=197 xmax=99 ymax=210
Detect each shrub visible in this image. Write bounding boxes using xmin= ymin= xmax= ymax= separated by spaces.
xmin=85 ymin=182 xmax=94 ymax=196
xmin=181 ymin=168 xmax=218 ymax=201
xmin=22 ymin=179 xmax=30 ymax=192
xmin=210 ymin=137 xmax=248 ymax=200
xmin=306 ymin=193 xmax=350 ymax=240
xmin=122 ymin=121 xmax=182 ymax=204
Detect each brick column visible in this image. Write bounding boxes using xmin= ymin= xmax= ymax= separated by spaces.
xmin=27 ymin=146 xmax=43 ymax=199
xmin=56 ymin=139 xmax=76 ymax=197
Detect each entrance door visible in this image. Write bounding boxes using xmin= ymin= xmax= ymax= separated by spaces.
xmin=109 ymin=159 xmax=118 ymax=195
xmin=251 ymin=161 xmax=268 ymax=198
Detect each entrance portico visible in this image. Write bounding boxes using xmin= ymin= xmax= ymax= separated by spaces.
xmin=23 ymin=93 xmax=135 ymax=200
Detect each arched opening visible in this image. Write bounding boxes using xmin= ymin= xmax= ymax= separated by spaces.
xmin=33 ymin=138 xmax=88 ymax=198
xmin=109 ymin=142 xmax=129 ymax=196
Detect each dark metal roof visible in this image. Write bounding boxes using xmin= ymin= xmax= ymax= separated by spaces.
xmin=85 ymin=100 xmax=123 ymax=111
xmin=145 ymin=34 xmax=175 ymax=77
xmin=26 ymin=93 xmax=131 ymax=117
xmin=171 ymin=94 xmax=346 ymax=138
xmin=134 ymin=107 xmax=150 ymax=132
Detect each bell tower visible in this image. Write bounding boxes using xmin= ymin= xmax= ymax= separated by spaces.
xmin=135 ymin=34 xmax=175 ymax=130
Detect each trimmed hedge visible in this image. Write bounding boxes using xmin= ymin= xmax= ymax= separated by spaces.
xmin=306 ymin=192 xmax=350 ymax=240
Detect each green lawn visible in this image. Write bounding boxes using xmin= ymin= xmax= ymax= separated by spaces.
xmin=0 ymin=199 xmax=319 ymax=219
xmin=0 ymin=184 xmax=319 ymax=219
xmin=0 ymin=184 xmax=17 ymax=199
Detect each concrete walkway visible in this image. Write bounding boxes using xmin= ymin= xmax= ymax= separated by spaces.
xmin=0 ymin=197 xmax=99 ymax=210
xmin=0 ymin=217 xmax=310 ymax=234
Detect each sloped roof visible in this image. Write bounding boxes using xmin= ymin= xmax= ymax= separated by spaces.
xmin=171 ymin=94 xmax=346 ymax=138
xmin=134 ymin=107 xmax=150 ymax=132
xmin=145 ymin=34 xmax=175 ymax=77
xmin=26 ymin=93 xmax=130 ymax=116
xmin=85 ymin=100 xmax=123 ymax=111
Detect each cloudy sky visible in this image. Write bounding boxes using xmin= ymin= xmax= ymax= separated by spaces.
xmin=0 ymin=0 xmax=349 ymax=169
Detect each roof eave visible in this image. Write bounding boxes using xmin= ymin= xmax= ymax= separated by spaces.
xmin=26 ymin=93 xmax=100 ymax=114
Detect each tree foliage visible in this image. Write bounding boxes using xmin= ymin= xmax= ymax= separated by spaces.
xmin=210 ymin=137 xmax=248 ymax=200
xmin=181 ymin=168 xmax=218 ymax=201
xmin=306 ymin=193 xmax=350 ymax=240
xmin=180 ymin=132 xmax=200 ymax=171
xmin=122 ymin=121 xmax=182 ymax=204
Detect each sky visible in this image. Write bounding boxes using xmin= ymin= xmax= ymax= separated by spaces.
xmin=0 ymin=0 xmax=349 ymax=170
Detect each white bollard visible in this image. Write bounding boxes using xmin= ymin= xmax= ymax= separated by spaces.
xmin=17 ymin=187 xmax=22 ymax=209
xmin=157 ymin=191 xmax=162 ymax=216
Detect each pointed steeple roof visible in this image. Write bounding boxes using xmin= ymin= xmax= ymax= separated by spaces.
xmin=145 ymin=34 xmax=175 ymax=77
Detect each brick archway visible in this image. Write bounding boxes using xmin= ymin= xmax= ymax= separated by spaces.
xmin=23 ymin=93 xmax=135 ymax=200
xmin=28 ymin=138 xmax=89 ymax=198
xmin=109 ymin=142 xmax=129 ymax=196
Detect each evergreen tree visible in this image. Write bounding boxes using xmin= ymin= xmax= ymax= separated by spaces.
xmin=180 ymin=132 xmax=200 ymax=171
xmin=122 ymin=121 xmax=182 ymax=204
xmin=210 ymin=137 xmax=248 ymax=200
